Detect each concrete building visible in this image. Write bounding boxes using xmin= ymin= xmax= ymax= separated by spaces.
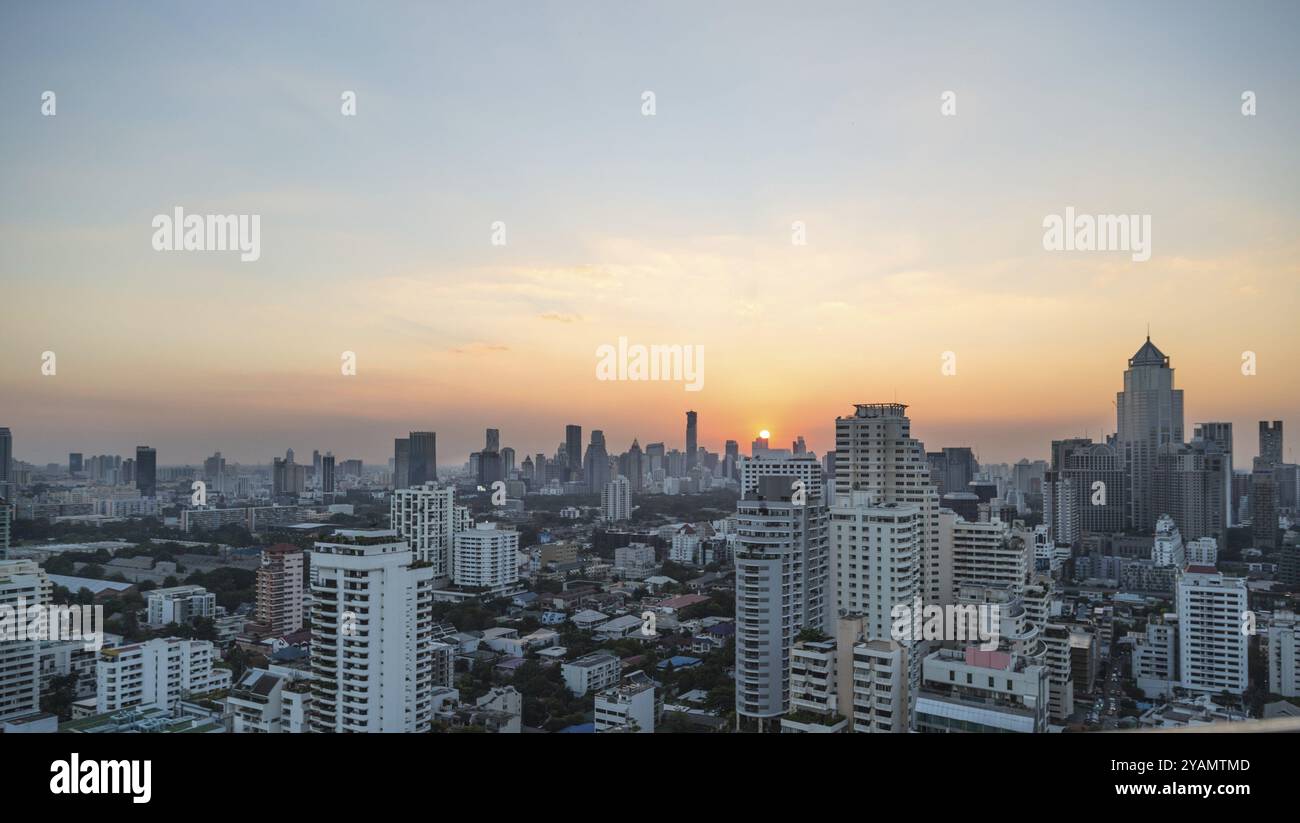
xmin=1268 ymin=612 xmax=1300 ymax=698
xmin=96 ymin=638 xmax=232 ymax=712
xmin=227 ymin=665 xmax=313 ymax=733
xmin=562 ymin=652 xmax=621 ymax=696
xmin=308 ymin=530 xmax=438 ymax=732
xmin=1116 ymin=338 xmax=1184 ymax=533
xmin=254 ymin=544 xmax=305 ymax=635
xmin=452 ymin=522 xmax=519 ymax=594
xmin=1133 ymin=615 xmax=1179 ymax=698
xmin=145 ymin=585 xmax=217 ymax=628
xmin=390 ymin=482 xmax=462 ymax=580
xmin=594 ymin=670 xmax=657 ymax=733
xmin=0 ymin=559 xmax=50 ymax=722
xmin=914 ymin=648 xmax=1049 ymax=733
xmin=734 ymin=476 xmax=830 ymax=728
xmin=1177 ymin=568 xmax=1248 ymax=695
xmin=834 ymin=403 xmax=942 ymax=606
xmin=601 ymin=475 xmax=632 ymax=522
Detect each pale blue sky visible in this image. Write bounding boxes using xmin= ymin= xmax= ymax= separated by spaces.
xmin=2 ymin=2 xmax=1298 ymax=465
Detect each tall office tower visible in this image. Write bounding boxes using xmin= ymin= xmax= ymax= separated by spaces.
xmin=393 ymin=438 xmax=410 ymax=489
xmin=408 ymin=431 xmax=437 ymax=486
xmin=453 ymin=522 xmax=520 ymax=595
xmin=1260 ymin=421 xmax=1284 ymax=466
xmin=734 ymin=475 xmax=831 ymax=730
xmin=500 ymin=447 xmax=515 ymax=477
xmin=739 ymin=451 xmax=823 ymax=500
xmin=834 ymin=403 xmax=942 ymax=606
xmin=203 ymin=451 xmax=226 ymax=484
xmin=96 ymin=638 xmax=231 ymax=713
xmin=685 ymin=411 xmax=698 ymax=471
xmin=724 ymin=440 xmax=739 ymax=479
xmin=750 ymin=433 xmax=770 ymax=456
xmin=521 ymin=455 xmax=535 ymax=483
xmin=0 ymin=428 xmax=10 ymax=500
xmin=1116 ymin=338 xmax=1184 ymax=533
xmin=272 ymin=456 xmax=305 ymax=497
xmin=68 ymin=452 xmax=83 ymax=475
xmin=584 ymin=431 xmax=610 ymax=493
xmin=601 ymin=476 xmax=632 ymax=522
xmin=621 ymin=440 xmax=644 ymax=492
xmin=135 ymin=445 xmax=157 ymax=497
xmin=1176 ymin=568 xmax=1248 ymax=695
xmin=255 ymin=544 xmax=306 ymax=635
xmin=941 ymin=511 xmax=1028 ymax=600
xmin=565 ymin=425 xmax=583 ymax=479
xmin=0 ymin=559 xmax=50 ymax=722
xmin=477 ymin=450 xmax=503 ymax=486
xmin=1152 ymin=441 xmax=1229 ymax=542
xmin=321 ymin=452 xmax=336 ymax=493
xmin=792 ymin=435 xmax=807 ymax=455
xmin=1251 ymin=460 xmax=1279 ymax=550
xmin=312 ymin=449 xmax=322 ymax=479
xmin=309 ymin=530 xmax=437 ymax=733
xmin=391 ymin=482 xmax=458 ymax=580
xmin=926 ymin=447 xmax=978 ymax=496
xmin=1193 ymin=422 xmax=1235 ymax=528
xmin=534 ymin=453 xmax=547 ymax=485
xmin=1282 ymin=532 xmax=1300 ymax=587
xmin=644 ymin=442 xmax=665 ymax=476
xmin=485 ymin=428 xmax=500 ymax=453
xmin=1151 ymin=514 xmax=1185 ymax=567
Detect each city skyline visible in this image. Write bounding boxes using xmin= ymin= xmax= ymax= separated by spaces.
xmin=4 ymin=335 xmax=1295 ymax=469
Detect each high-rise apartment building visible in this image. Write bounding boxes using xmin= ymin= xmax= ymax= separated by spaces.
xmin=601 ymin=476 xmax=632 ymax=522
xmin=255 ymin=544 xmax=306 ymax=635
xmin=565 ymin=424 xmax=583 ymax=480
xmin=1176 ymin=568 xmax=1248 ymax=695
xmin=390 ymin=482 xmax=461 ymax=580
xmin=0 ymin=559 xmax=49 ymax=722
xmin=309 ymin=530 xmax=438 ymax=733
xmin=834 ymin=403 xmax=942 ymax=605
xmin=1116 ymin=338 xmax=1184 ymax=532
xmin=321 ymin=452 xmax=336 ymax=493
xmin=1193 ymin=422 xmax=1234 ymax=528
xmin=584 ymin=431 xmax=610 ymax=493
xmin=453 ymin=522 xmax=519 ymax=594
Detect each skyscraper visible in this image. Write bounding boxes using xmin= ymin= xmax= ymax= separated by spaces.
xmin=734 ymin=475 xmax=830 ymax=730
xmin=0 ymin=428 xmax=12 ymax=500
xmin=1177 ymin=568 xmax=1248 ymax=696
xmin=135 ymin=445 xmax=157 ymax=497
xmin=309 ymin=530 xmax=438 ymax=732
xmin=485 ymin=428 xmax=500 ymax=453
xmin=1193 ymin=422 xmax=1234 ymax=528
xmin=565 ymin=424 xmax=583 ymax=480
xmin=0 ymin=559 xmax=49 ymax=722
xmin=1260 ymin=421 xmax=1284 ymax=466
xmin=1116 ymin=338 xmax=1184 ymax=533
xmin=394 ymin=438 xmax=410 ymax=489
xmin=321 ymin=452 xmax=336 ymax=493
xmin=834 ymin=403 xmax=942 ymax=606
xmin=584 ymin=430 xmax=610 ymax=494
xmin=685 ymin=411 xmax=698 ymax=472
xmin=408 ymin=431 xmax=437 ymax=486
xmin=68 ymin=452 xmax=83 ymax=475
xmin=601 ymin=475 xmax=632 ymax=522
xmin=391 ymin=482 xmax=465 ymax=580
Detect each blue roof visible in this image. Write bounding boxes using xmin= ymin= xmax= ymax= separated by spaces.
xmin=658 ymin=655 xmax=703 ymax=669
